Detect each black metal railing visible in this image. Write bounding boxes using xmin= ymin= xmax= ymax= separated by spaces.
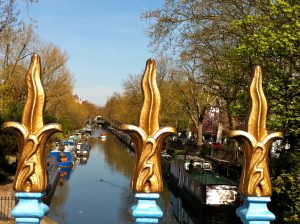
xmin=0 ymin=196 xmax=16 ymax=223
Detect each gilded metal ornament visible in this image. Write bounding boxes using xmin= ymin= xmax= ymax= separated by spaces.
xmin=2 ymin=54 xmax=62 ymax=192
xmin=120 ymin=59 xmax=176 ymax=193
xmin=229 ymin=66 xmax=283 ymax=196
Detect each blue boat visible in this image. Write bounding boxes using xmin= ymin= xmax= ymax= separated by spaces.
xmin=59 ymin=166 xmax=72 ymax=180
xmin=49 ymin=140 xmax=76 ymax=168
xmin=49 ymin=150 xmax=74 ymax=168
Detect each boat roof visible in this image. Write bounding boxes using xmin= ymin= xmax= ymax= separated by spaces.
xmin=190 ymin=172 xmax=237 ymax=186
xmin=50 ymin=149 xmax=72 ymax=153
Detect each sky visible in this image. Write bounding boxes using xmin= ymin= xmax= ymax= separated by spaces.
xmin=19 ymin=0 xmax=163 ymax=107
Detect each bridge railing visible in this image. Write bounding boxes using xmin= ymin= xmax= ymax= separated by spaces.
xmin=1 ymin=55 xmax=284 ymax=224
xmin=0 ymin=196 xmax=17 ymax=223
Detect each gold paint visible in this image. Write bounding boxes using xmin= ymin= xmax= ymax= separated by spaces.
xmin=229 ymin=66 xmax=283 ymax=196
xmin=1 ymin=54 xmax=62 ymax=192
xmin=120 ymin=59 xmax=176 ymax=193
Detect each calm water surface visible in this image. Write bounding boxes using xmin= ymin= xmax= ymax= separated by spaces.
xmin=48 ymin=128 xmax=240 ymax=224
xmin=48 ymin=128 xmax=177 ymax=224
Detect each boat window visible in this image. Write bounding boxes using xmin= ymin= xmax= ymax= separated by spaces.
xmin=81 ymin=144 xmax=89 ymax=150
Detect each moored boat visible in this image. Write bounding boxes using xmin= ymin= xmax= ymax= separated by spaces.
xmin=43 ymin=155 xmax=60 ymax=205
xmin=49 ymin=140 xmax=76 ymax=168
xmin=170 ymin=158 xmax=238 ymax=206
xmin=75 ymin=142 xmax=90 ymax=156
xmin=99 ymin=132 xmax=107 ymax=140
xmin=59 ymin=166 xmax=73 ymax=180
xmin=49 ymin=150 xmax=74 ymax=168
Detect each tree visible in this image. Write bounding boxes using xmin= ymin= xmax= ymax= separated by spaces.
xmin=122 ymin=74 xmax=143 ymax=124
xmin=270 ymin=151 xmax=300 ymax=223
xmin=170 ymin=59 xmax=217 ymax=146
xmin=102 ymin=92 xmax=128 ymax=123
xmin=0 ymin=0 xmax=19 ymax=34
xmin=155 ymin=54 xmax=190 ymax=129
xmin=232 ymin=0 xmax=300 ymax=151
xmin=39 ymin=43 xmax=74 ymax=116
xmin=142 ymin=1 xmax=300 ymax=221
xmin=142 ymin=0 xmax=257 ymax=131
xmin=230 ymin=2 xmax=300 ymax=221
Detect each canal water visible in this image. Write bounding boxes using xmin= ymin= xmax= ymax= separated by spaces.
xmin=48 ymin=128 xmax=240 ymax=224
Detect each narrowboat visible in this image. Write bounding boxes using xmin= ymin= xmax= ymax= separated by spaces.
xmin=170 ymin=158 xmax=238 ymax=206
xmin=75 ymin=143 xmax=90 ymax=156
xmin=49 ymin=140 xmax=76 ymax=168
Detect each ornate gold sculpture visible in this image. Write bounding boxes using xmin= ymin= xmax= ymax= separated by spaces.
xmin=229 ymin=66 xmax=283 ymax=196
xmin=120 ymin=59 xmax=176 ymax=193
xmin=2 ymin=54 xmax=62 ymax=192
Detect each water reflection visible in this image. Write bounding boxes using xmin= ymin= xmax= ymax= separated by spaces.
xmin=48 ymin=128 xmax=240 ymax=223
xmin=76 ymin=150 xmax=90 ymax=165
xmin=168 ymin=184 xmax=241 ymax=224
xmin=100 ymin=132 xmax=135 ymax=178
xmin=48 ymin=128 xmax=177 ymax=224
xmin=77 ymin=156 xmax=89 ymax=165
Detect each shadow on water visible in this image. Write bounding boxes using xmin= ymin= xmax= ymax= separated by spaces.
xmin=47 ymin=128 xmax=240 ymax=224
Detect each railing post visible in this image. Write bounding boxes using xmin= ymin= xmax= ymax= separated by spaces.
xmin=1 ymin=54 xmax=62 ymax=224
xmin=12 ymin=193 xmax=48 ymax=224
xmin=120 ymin=59 xmax=175 ymax=223
xmin=132 ymin=193 xmax=162 ymax=223
xmin=229 ymin=66 xmax=283 ymax=224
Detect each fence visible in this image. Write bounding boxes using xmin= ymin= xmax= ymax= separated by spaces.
xmin=0 ymin=196 xmax=16 ymax=223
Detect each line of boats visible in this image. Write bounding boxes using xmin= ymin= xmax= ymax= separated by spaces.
xmin=46 ymin=131 xmax=107 ymax=175
xmin=105 ymin=124 xmax=240 ymax=208
xmin=44 ymin=134 xmax=92 ymax=204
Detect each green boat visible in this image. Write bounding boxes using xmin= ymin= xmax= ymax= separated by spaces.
xmin=170 ymin=159 xmax=238 ymax=205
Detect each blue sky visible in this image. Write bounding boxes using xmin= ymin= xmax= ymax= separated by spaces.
xmin=19 ymin=0 xmax=163 ymax=106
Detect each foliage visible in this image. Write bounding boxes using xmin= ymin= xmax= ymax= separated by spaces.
xmin=103 ymin=57 xmax=191 ymax=132
xmin=232 ymin=0 xmax=300 ymax=150
xmin=0 ymin=115 xmax=18 ymax=155
xmin=0 ymin=115 xmax=18 ymax=179
xmin=202 ymin=110 xmax=218 ymax=140
xmin=0 ymin=0 xmax=101 ymax=174
xmin=122 ymin=74 xmax=143 ymax=124
xmin=103 ymin=92 xmax=134 ymax=124
xmin=143 ymin=0 xmax=255 ymax=127
xmin=141 ymin=0 xmax=300 ymax=221
xmin=270 ymin=151 xmax=300 ymax=223
xmin=170 ymin=60 xmax=218 ymax=145
xmin=200 ymin=143 xmax=212 ymax=157
xmin=0 ymin=0 xmax=19 ymax=33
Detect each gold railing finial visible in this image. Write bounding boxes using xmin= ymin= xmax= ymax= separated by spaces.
xmin=229 ymin=66 xmax=283 ymax=196
xmin=120 ymin=58 xmax=176 ymax=193
xmin=2 ymin=54 xmax=62 ymax=192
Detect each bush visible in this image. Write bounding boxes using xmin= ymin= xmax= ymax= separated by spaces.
xmin=270 ymin=151 xmax=300 ymax=223
xmin=200 ymin=144 xmax=212 ymax=156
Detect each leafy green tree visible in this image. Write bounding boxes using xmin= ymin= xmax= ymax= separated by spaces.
xmin=270 ymin=151 xmax=300 ymax=223
xmin=169 ymin=59 xmax=217 ymax=146
xmin=232 ymin=0 xmax=300 ymax=150
xmin=142 ymin=0 xmax=259 ymax=130
xmin=142 ymin=0 xmax=299 ymax=221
